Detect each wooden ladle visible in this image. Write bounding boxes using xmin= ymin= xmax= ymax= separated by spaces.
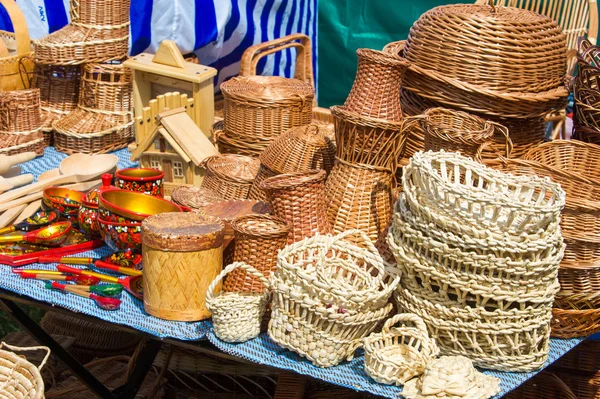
xmin=0 ymin=153 xmax=119 ymax=204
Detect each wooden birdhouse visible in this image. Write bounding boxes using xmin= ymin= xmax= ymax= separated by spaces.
xmin=130 ymin=108 xmax=219 ymax=195
xmin=124 ymin=40 xmax=217 ymax=144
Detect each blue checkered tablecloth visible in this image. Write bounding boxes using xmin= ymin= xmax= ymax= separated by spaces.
xmin=0 ymin=147 xmax=587 ymax=398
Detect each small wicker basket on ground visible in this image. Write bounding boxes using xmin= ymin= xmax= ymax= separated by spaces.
xmin=33 ymin=0 xmax=130 ymax=65
xmin=32 ymin=64 xmax=81 ymax=131
xmin=260 ymin=170 xmax=332 ymax=243
xmin=200 ymin=154 xmax=260 ymax=200
xmin=0 ymin=89 xmax=44 ymax=156
xmin=363 ymin=314 xmax=439 ymax=386
xmin=206 ymin=262 xmax=270 ymax=343
xmin=223 ymin=214 xmax=290 ymax=293
xmin=52 ymin=61 xmax=134 ymax=154
xmin=0 ymin=342 xmax=49 ymax=399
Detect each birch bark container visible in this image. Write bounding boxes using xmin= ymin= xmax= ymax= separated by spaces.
xmin=142 ymin=212 xmax=225 ymax=321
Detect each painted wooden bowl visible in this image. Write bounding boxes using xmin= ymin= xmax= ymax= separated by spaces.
xmin=115 ymin=168 xmax=165 ymax=198
xmin=98 ymin=189 xmax=182 ymax=224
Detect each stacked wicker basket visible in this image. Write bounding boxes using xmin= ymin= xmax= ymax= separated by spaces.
xmin=388 ymin=151 xmax=566 ymax=372
xmin=32 ymin=0 xmax=133 ymax=153
xmin=384 ymin=3 xmax=569 ymax=165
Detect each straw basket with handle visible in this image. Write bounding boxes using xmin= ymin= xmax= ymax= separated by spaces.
xmin=0 ymin=0 xmax=34 ymax=92
xmin=206 ymin=262 xmax=270 ymax=343
xmin=0 ymin=342 xmax=50 ymax=399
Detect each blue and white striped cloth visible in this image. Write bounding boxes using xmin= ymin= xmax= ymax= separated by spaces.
xmin=0 ymin=0 xmax=318 ymax=89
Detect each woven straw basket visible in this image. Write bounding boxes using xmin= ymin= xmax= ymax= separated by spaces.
xmin=0 ymin=342 xmax=49 ymax=399
xmin=201 ymin=154 xmax=260 ymax=200
xmin=0 ymin=89 xmax=44 ymax=156
xmin=33 ymin=0 xmax=130 ymax=65
xmin=206 ymin=262 xmax=270 ymax=343
xmin=363 ymin=314 xmax=439 ymax=386
xmin=0 ymin=0 xmax=34 ymax=92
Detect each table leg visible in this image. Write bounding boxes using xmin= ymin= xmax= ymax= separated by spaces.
xmin=112 ymin=338 xmax=162 ymax=398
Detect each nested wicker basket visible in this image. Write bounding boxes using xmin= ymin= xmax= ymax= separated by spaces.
xmin=422 ymin=107 xmax=512 ymax=162
xmin=0 ymin=89 xmax=44 ymax=156
xmin=343 ymin=48 xmax=410 ymax=121
xmin=206 ymin=262 xmax=270 ymax=343
xmin=0 ymin=343 xmax=49 ymax=399
xmin=325 ymin=159 xmax=393 ymax=243
xmin=201 ymin=154 xmax=260 ymax=200
xmin=53 ymin=61 xmax=133 ymax=154
xmin=32 ymin=64 xmax=81 ymax=130
xmin=363 ymin=314 xmax=439 ymax=386
xmin=223 ymin=215 xmax=291 ymax=293
xmin=260 ymin=170 xmax=332 ymax=243
xmin=33 ymin=0 xmax=130 ymax=65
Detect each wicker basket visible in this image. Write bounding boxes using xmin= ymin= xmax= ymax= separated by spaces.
xmin=269 ymin=273 xmax=393 ymax=368
xmin=223 ymin=214 xmax=291 ymax=293
xmin=170 ymin=185 xmax=223 ymax=211
xmin=0 ymin=342 xmax=49 ymax=399
xmin=0 ymin=89 xmax=44 ymax=156
xmin=248 ymin=164 xmax=279 ymax=202
xmin=0 ymin=0 xmax=34 ymax=91
xmin=551 ymin=307 xmax=600 ymax=338
xmin=363 ymin=314 xmax=439 ymax=386
xmin=200 ymin=154 xmax=260 ymax=200
xmin=554 ymin=339 xmax=600 ymax=373
xmin=343 ymin=48 xmax=409 ymax=121
xmin=524 ymin=140 xmax=600 ymax=182
xmin=260 ymin=170 xmax=332 ymax=243
xmin=325 ymin=159 xmax=393 ymax=243
xmin=53 ymin=61 xmax=134 ymax=154
xmin=422 ymin=107 xmax=512 ymax=162
xmin=276 ymin=230 xmax=400 ymax=313
xmin=33 ymin=0 xmax=130 ymax=65
xmin=32 ymin=64 xmax=81 ymax=130
xmin=503 ymin=371 xmax=577 ymax=399
xmin=206 ymin=262 xmax=270 ymax=343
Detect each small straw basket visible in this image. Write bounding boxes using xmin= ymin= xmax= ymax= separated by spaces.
xmin=0 ymin=342 xmax=50 ymax=399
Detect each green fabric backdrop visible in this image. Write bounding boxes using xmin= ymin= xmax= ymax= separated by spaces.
xmin=316 ymin=0 xmax=450 ymax=107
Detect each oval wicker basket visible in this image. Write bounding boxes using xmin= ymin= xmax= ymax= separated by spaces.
xmin=0 ymin=342 xmax=49 ymax=399
xmin=200 ymin=154 xmax=260 ymax=200
xmin=524 ymin=140 xmax=600 ymax=182
xmin=363 ymin=314 xmax=439 ymax=386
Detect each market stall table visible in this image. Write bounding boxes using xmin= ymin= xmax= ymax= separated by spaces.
xmin=0 ymin=147 xmax=586 ymax=398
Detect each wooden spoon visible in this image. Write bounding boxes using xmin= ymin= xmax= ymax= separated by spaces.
xmin=1 ymin=166 xmax=22 ymax=179
xmin=0 ymin=154 xmax=118 ymax=204
xmin=0 ymin=204 xmax=27 ymax=229
xmin=14 ymin=200 xmax=42 ymax=224
xmin=0 ymin=152 xmax=36 ymax=175
xmin=0 ymin=174 xmax=34 ymax=193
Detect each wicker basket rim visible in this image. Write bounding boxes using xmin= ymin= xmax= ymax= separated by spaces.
xmin=204 ymin=154 xmax=260 ymax=183
xmin=230 ymin=214 xmax=291 ymax=237
xmin=221 ymin=75 xmax=314 ymax=101
xmin=259 ymin=169 xmax=325 ymax=190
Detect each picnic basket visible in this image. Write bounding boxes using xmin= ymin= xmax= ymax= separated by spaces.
xmin=363 ymin=314 xmax=439 ymax=385
xmin=223 ymin=214 xmax=291 ymax=293
xmin=33 ymin=0 xmax=130 ymax=65
xmin=0 ymin=0 xmax=34 ymax=92
xmin=260 ymin=170 xmax=332 ymax=243
xmin=0 ymin=89 xmax=44 ymax=156
xmin=206 ymin=262 xmax=270 ymax=343
xmin=200 ymin=154 xmax=260 ymax=200
xmin=32 ymin=64 xmax=81 ymax=130
xmin=0 ymin=342 xmax=49 ymax=399
xmin=53 ymin=61 xmax=134 ymax=154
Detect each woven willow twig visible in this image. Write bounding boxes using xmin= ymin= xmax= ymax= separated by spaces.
xmin=32 ymin=64 xmax=81 ymax=129
xmin=524 ymin=140 xmax=600 ymax=182
xmin=0 ymin=89 xmax=44 ymax=156
xmin=200 ymin=154 xmax=260 ymax=200
xmin=206 ymin=262 xmax=270 ymax=343
xmin=363 ymin=314 xmax=439 ymax=386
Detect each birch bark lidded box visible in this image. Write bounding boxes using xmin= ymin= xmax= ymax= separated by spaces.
xmin=142 ymin=212 xmax=225 ymax=321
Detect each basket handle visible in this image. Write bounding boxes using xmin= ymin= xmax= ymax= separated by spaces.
xmin=0 ymin=0 xmax=30 ymax=57
xmin=381 ymin=313 xmax=429 ymax=338
xmin=240 ymin=33 xmax=314 ymax=88
xmin=206 ymin=262 xmax=269 ymax=302
xmin=0 ymin=342 xmax=51 ymax=371
xmin=332 ymin=229 xmax=383 ymax=263
xmin=487 ymin=121 xmax=513 ymax=158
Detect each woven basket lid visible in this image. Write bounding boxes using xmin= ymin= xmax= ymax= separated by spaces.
xmin=204 ymin=154 xmax=260 ymax=183
xmin=221 ymin=76 xmax=314 ymax=103
xmin=405 ymin=4 xmax=567 ymax=93
xmin=142 ymin=212 xmax=225 ymax=251
xmin=259 ymin=123 xmax=336 ymax=174
xmin=170 ymin=185 xmax=223 ymax=210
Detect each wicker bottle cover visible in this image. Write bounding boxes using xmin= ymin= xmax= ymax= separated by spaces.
xmin=142 ymin=212 xmax=225 ymax=321
xmin=200 ymin=154 xmax=260 ymax=200
xmin=0 ymin=89 xmax=44 ymax=156
xmin=260 ymin=170 xmax=332 ymax=243
xmin=248 ymin=123 xmax=336 ymax=201
xmin=325 ymin=159 xmax=393 ymax=243
xmin=223 ymin=214 xmax=291 ymax=293
xmin=343 ymin=48 xmax=410 ymax=121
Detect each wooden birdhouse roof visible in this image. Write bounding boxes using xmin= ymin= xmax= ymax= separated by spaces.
xmin=130 ymin=108 xmax=218 ymax=166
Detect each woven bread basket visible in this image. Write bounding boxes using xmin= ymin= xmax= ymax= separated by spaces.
xmin=363 ymin=314 xmax=439 ymax=386
xmin=0 ymin=89 xmax=44 ymax=156
xmin=33 ymin=0 xmax=130 ymax=65
xmin=200 ymin=154 xmax=260 ymax=200
xmin=0 ymin=343 xmax=49 ymax=399
xmin=52 ymin=61 xmax=133 ymax=154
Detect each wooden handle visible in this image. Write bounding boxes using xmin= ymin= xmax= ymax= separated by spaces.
xmin=94 ymin=260 xmax=143 ymax=276
xmin=0 ymin=0 xmax=31 ymax=56
xmin=0 ymin=174 xmax=34 ymax=192
xmin=56 ymin=264 xmax=119 ymax=283
xmin=0 ymin=174 xmax=76 ymax=205
xmin=0 ymin=152 xmax=36 ymax=174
